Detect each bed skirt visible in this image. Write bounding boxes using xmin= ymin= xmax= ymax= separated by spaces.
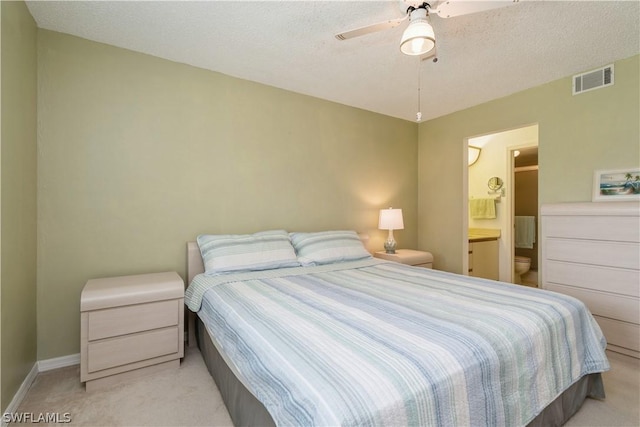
xmin=196 ymin=317 xmax=604 ymax=427
xmin=197 ymin=318 xmax=276 ymax=427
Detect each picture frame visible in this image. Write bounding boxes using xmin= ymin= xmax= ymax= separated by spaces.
xmin=592 ymin=168 xmax=640 ymax=202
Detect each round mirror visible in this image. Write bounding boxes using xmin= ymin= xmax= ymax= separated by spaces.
xmin=488 ymin=177 xmax=503 ymax=191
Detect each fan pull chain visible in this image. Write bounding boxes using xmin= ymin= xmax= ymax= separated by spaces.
xmin=416 ymin=60 xmax=422 ymax=122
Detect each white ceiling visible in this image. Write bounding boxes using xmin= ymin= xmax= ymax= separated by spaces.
xmin=26 ymin=0 xmax=640 ymax=122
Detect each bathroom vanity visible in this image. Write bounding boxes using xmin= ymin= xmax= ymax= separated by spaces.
xmin=468 ymin=228 xmax=500 ymax=280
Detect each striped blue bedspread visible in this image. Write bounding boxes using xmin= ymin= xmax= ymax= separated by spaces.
xmin=185 ymin=259 xmax=610 ymax=426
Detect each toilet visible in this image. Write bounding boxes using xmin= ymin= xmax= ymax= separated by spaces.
xmin=514 ymin=256 xmax=531 ymax=284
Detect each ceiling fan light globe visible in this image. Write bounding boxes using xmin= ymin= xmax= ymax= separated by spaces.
xmin=412 ymin=37 xmax=426 ymax=52
xmin=399 ymin=14 xmax=436 ymax=56
xmin=401 ymin=35 xmax=435 ymax=55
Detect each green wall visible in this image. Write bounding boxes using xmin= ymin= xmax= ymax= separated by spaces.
xmin=418 ymin=55 xmax=640 ymax=274
xmin=0 ymin=0 xmax=38 ymax=412
xmin=37 ymin=30 xmax=418 ymax=359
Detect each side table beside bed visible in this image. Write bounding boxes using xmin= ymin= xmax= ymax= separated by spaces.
xmin=80 ymin=271 xmax=184 ymax=391
xmin=374 ymin=249 xmax=433 ymax=268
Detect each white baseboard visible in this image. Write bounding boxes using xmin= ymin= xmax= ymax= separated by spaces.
xmin=1 ymin=363 xmax=38 ymax=427
xmin=1 ymin=353 xmax=80 ymax=427
xmin=37 ymin=353 xmax=80 ymax=372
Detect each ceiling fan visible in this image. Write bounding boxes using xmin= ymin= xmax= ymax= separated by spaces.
xmin=335 ymin=0 xmax=523 ymax=59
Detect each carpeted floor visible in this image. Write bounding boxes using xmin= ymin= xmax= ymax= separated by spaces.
xmin=565 ymin=350 xmax=640 ymax=427
xmin=13 ymin=347 xmax=639 ymax=426
xmin=14 ymin=346 xmax=233 ymax=426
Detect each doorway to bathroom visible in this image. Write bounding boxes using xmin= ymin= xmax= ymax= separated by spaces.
xmin=511 ymin=145 xmax=539 ymax=287
xmin=465 ymin=124 xmax=539 ymax=285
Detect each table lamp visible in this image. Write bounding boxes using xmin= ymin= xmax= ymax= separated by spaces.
xmin=378 ymin=207 xmax=404 ymax=254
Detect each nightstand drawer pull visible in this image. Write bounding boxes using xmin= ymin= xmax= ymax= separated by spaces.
xmin=88 ymin=300 xmax=178 ymax=341
xmin=87 ymin=327 xmax=179 ymax=373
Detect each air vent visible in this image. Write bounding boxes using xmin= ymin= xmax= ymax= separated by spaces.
xmin=573 ymin=64 xmax=614 ymax=95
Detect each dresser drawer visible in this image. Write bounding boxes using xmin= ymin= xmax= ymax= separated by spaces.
xmin=546 ymin=238 xmax=640 ymax=270
xmin=546 ymin=260 xmax=640 ymax=297
xmin=87 ymin=327 xmax=179 ymax=373
xmin=545 ymin=283 xmax=639 ymax=324
xmin=594 ymin=315 xmax=640 ymax=352
xmin=88 ymin=299 xmax=179 ymax=341
xmin=544 ymin=216 xmax=640 ymax=242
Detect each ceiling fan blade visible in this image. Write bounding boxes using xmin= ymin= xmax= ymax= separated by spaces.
xmin=335 ymin=15 xmax=408 ymax=41
xmin=432 ymin=0 xmax=522 ymax=19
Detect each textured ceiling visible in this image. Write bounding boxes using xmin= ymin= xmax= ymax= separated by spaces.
xmin=26 ymin=0 xmax=640 ymax=122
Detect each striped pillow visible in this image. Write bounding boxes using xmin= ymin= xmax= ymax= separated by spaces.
xmin=290 ymin=230 xmax=371 ymax=266
xmin=197 ymin=230 xmax=300 ymax=275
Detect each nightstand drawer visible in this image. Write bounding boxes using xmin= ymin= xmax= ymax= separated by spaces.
xmin=87 ymin=327 xmax=179 ymax=373
xmin=88 ymin=300 xmax=179 ymax=341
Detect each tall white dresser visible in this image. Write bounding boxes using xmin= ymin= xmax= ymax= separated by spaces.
xmin=541 ymin=202 xmax=640 ymax=358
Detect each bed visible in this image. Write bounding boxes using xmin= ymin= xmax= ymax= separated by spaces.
xmin=185 ymin=230 xmax=609 ymax=426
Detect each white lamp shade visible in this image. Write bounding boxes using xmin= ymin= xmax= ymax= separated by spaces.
xmin=400 ymin=8 xmax=435 ymax=56
xmin=378 ymin=208 xmax=404 ymax=230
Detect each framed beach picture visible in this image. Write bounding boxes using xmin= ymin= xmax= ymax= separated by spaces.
xmin=592 ymin=168 xmax=640 ymax=202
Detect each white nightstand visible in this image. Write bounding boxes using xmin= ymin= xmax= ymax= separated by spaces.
xmin=374 ymin=249 xmax=433 ymax=268
xmin=80 ymin=271 xmax=184 ymax=391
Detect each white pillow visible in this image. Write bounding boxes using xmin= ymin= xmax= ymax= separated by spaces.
xmin=290 ymin=230 xmax=371 ymax=266
xmin=197 ymin=230 xmax=300 ymax=275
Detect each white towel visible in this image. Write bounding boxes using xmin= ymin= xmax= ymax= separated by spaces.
xmin=515 ymin=216 xmax=536 ymax=249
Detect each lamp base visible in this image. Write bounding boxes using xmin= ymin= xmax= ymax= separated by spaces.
xmin=384 ymin=239 xmax=397 ymax=254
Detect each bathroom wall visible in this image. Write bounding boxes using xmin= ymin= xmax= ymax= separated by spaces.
xmin=468 ymin=125 xmax=538 ymax=282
